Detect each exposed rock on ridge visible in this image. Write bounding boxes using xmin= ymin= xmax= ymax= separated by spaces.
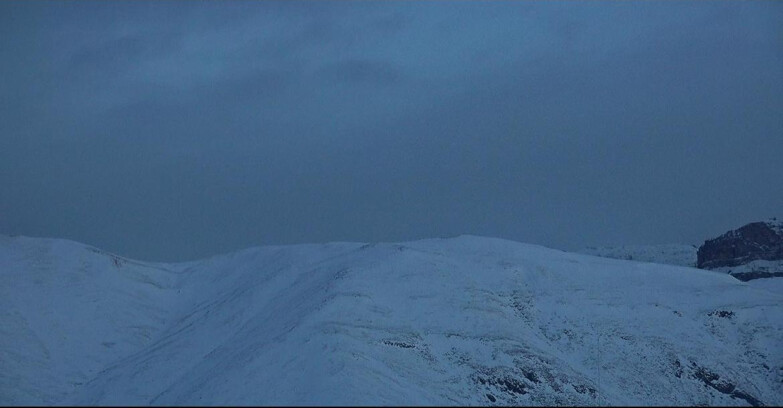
xmin=697 ymin=218 xmax=783 ymax=279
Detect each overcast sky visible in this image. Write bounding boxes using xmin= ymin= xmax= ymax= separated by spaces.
xmin=1 ymin=1 xmax=781 ymax=261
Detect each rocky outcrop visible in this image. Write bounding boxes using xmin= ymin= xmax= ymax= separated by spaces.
xmin=697 ymin=218 xmax=783 ymax=270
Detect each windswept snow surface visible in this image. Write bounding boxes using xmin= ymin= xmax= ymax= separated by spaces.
xmin=1 ymin=234 xmax=782 ymax=406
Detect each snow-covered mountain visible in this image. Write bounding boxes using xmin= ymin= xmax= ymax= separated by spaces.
xmin=2 ymin=234 xmax=781 ymax=406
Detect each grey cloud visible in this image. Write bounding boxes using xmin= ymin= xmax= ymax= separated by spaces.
xmin=248 ymin=19 xmax=346 ymax=60
xmin=66 ymin=33 xmax=182 ymax=81
xmin=0 ymin=1 xmax=781 ymax=261
xmin=317 ymin=59 xmax=406 ymax=85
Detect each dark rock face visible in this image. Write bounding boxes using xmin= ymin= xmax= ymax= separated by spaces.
xmin=690 ymin=363 xmax=763 ymax=407
xmin=697 ymin=220 xmax=783 ymax=269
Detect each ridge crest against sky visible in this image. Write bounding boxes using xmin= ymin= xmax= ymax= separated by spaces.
xmin=1 ymin=1 xmax=781 ymax=261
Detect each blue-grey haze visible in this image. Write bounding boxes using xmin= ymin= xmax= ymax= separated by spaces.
xmin=1 ymin=1 xmax=781 ymax=261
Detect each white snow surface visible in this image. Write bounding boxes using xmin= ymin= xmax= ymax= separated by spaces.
xmin=1 ymin=234 xmax=782 ymax=406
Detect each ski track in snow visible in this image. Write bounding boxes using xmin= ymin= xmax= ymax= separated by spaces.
xmin=1 ymin=234 xmax=781 ymax=406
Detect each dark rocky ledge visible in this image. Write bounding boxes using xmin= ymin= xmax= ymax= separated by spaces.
xmin=697 ymin=219 xmax=783 ymax=270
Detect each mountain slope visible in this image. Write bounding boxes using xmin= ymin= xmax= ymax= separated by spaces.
xmin=0 ymin=235 xmax=189 ymax=404
xmin=2 ymin=235 xmax=782 ymax=406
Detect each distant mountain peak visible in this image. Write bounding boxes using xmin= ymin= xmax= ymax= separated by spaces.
xmin=695 ymin=219 xmax=783 ymax=281
xmin=697 ymin=219 xmax=783 ymax=269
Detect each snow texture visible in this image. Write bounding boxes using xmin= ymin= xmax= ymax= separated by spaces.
xmin=2 ymin=234 xmax=782 ymax=406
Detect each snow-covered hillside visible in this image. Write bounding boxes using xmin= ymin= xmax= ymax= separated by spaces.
xmin=2 ymin=234 xmax=782 ymax=406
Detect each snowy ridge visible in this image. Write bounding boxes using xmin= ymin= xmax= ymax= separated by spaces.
xmin=1 ymin=235 xmax=782 ymax=406
xmin=577 ymin=244 xmax=698 ymax=267
xmin=579 ymin=240 xmax=783 ymax=284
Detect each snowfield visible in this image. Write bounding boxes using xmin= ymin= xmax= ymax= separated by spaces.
xmin=1 ymin=234 xmax=781 ymax=406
